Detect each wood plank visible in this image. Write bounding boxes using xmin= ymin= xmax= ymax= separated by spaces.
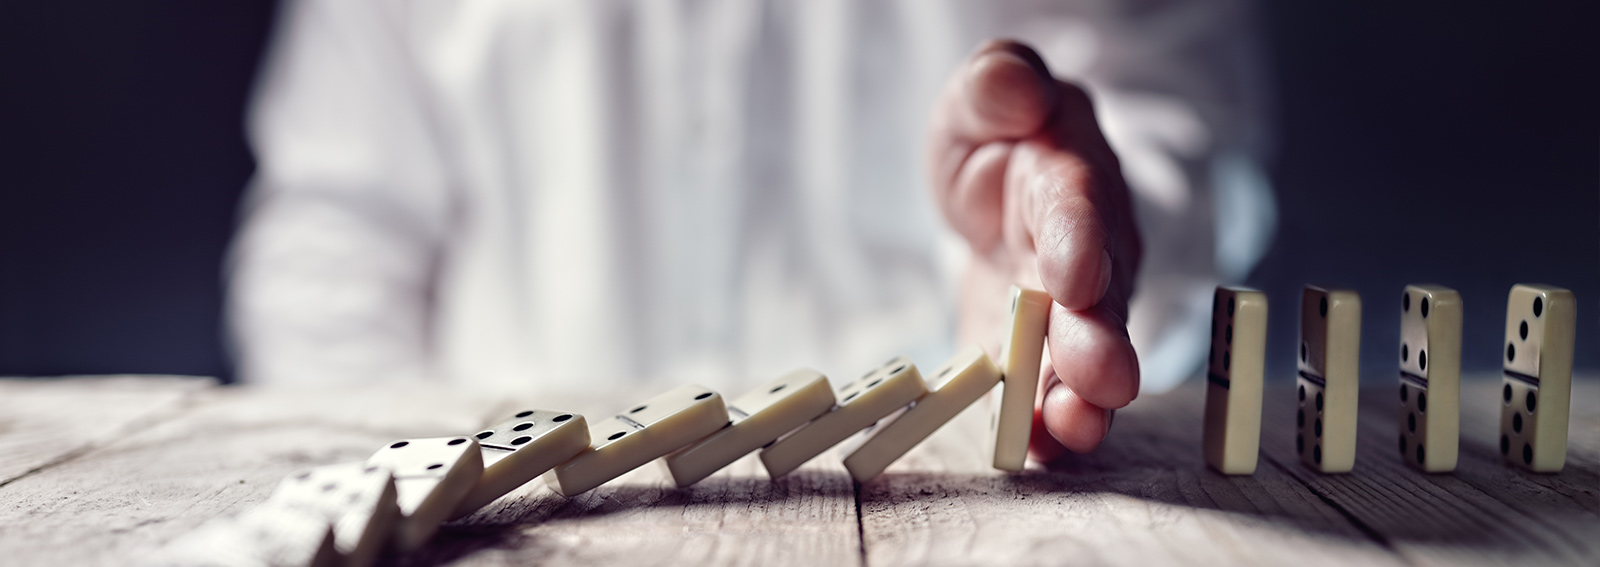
xmin=857 ymin=382 xmax=1406 ymax=567
xmin=0 ymin=375 xmax=211 ymax=485
xmin=1258 ymin=373 xmax=1600 ymax=567
xmin=0 ymin=382 xmax=504 ymax=566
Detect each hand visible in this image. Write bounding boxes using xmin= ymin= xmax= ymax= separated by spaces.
xmin=926 ymin=39 xmax=1143 ymax=461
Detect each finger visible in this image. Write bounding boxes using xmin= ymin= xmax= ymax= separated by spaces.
xmin=927 ymin=40 xmax=1058 ymax=249
xmin=1038 ymin=373 xmax=1114 ymax=453
xmin=1003 ymin=86 xmax=1133 ymax=311
xmin=1048 ymin=298 xmax=1140 ymax=409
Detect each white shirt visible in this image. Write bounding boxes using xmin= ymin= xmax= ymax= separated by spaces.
xmin=228 ymin=0 xmax=1274 ymax=396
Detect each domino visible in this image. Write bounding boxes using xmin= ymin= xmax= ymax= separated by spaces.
xmin=1500 ymin=284 xmax=1577 ymax=472
xmin=1296 ymin=285 xmax=1360 ymax=473
xmin=543 ymin=384 xmax=728 ymax=497
xmin=1397 ymin=284 xmax=1462 ymax=473
xmin=452 ymin=409 xmax=590 ymax=517
xmin=269 ymin=462 xmax=400 ymax=567
xmin=839 ymin=345 xmax=1002 ymax=482
xmin=1203 ymin=286 xmax=1267 ymax=475
xmin=759 ymin=356 xmax=930 ymax=478
xmin=662 ymin=369 xmax=836 ymax=487
xmin=991 ymin=286 xmax=1051 ymax=472
xmin=157 ymin=506 xmax=340 ymax=567
xmin=366 ymin=436 xmax=483 ymax=550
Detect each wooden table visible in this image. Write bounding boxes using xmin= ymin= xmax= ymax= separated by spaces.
xmin=1 ymin=374 xmax=1594 ymax=566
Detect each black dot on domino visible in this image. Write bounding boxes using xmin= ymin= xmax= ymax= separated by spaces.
xmin=1223 ymin=352 xmax=1230 ymax=371
xmin=553 ymin=414 xmax=573 ymax=422
xmin=1419 ymin=349 xmax=1427 ymax=371
xmin=511 ymin=436 xmax=532 ymax=446
xmin=694 ymin=392 xmax=712 ymax=400
xmin=1421 ymin=297 xmax=1429 ymax=318
xmin=843 ymin=392 xmax=859 ymax=403
xmin=1314 ymin=445 xmax=1322 ymax=464
xmin=1316 ymin=392 xmax=1324 ymax=412
xmin=1533 ymin=296 xmax=1543 ymax=317
xmin=1526 ymin=391 xmax=1537 ymax=413
xmin=448 ymin=438 xmax=467 ymax=446
xmin=938 ymin=366 xmax=952 ymax=378
xmin=321 ymin=483 xmax=337 ymax=492
xmin=1520 ymin=321 xmax=1528 ymax=340
xmin=1503 ymin=383 xmax=1512 ymax=403
xmin=1227 ymin=297 xmax=1235 ymax=317
xmin=770 ymin=384 xmax=786 ymax=394
xmin=1298 ymin=384 xmax=1306 ymax=402
xmin=1315 ymin=418 xmax=1322 ymax=438
xmin=868 ymin=379 xmax=882 ymax=388
xmin=1500 ymin=434 xmax=1509 ymax=455
xmin=1400 ymin=384 xmax=1407 ymax=402
xmin=1513 ymin=413 xmax=1523 ymax=433
xmin=1416 ymin=444 xmax=1425 ymax=464
xmin=631 ymin=405 xmax=648 ymax=413
xmin=390 ymin=441 xmax=410 ymax=449
xmin=363 ymin=466 xmax=379 ymax=474
xmin=1523 ymin=443 xmax=1533 ymax=464
xmin=515 ymin=410 xmax=534 ymax=418
xmin=1319 ymin=297 xmax=1327 ymax=317
xmin=1402 ymin=292 xmax=1410 ymax=312
xmin=1300 ymin=342 xmax=1308 ymax=362
xmin=1507 ymin=342 xmax=1516 ymax=362
xmin=1408 ymin=413 xmax=1415 ymax=433
xmin=427 ymin=464 xmax=443 ymax=470
xmin=608 ymin=431 xmax=626 ymax=441
xmin=475 ymin=431 xmax=494 ymax=439
xmin=514 ymin=422 xmax=535 ymax=432
xmin=890 ymin=364 xmax=907 ymax=375
xmin=1225 ymin=324 xmax=1232 ymax=345
xmin=1401 ymin=343 xmax=1409 ymax=363
xmin=294 ymin=472 xmax=312 ymax=481
xmin=1418 ymin=392 xmax=1426 ymax=413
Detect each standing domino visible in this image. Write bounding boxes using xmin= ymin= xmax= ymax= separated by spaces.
xmin=1500 ymin=284 xmax=1577 ymax=472
xmin=1296 ymin=286 xmax=1361 ymax=473
xmin=270 ymin=462 xmax=400 ymax=567
xmin=1398 ymin=284 xmax=1462 ymax=473
xmin=543 ymin=384 xmax=728 ymax=497
xmin=453 ymin=409 xmax=589 ymax=517
xmin=662 ymin=369 xmax=836 ymax=487
xmin=840 ymin=346 xmax=1002 ymax=482
xmin=992 ymin=286 xmax=1051 ymax=472
xmin=759 ymin=357 xmax=929 ymax=478
xmin=366 ymin=437 xmax=483 ymax=550
xmin=1203 ymin=286 xmax=1267 ymax=475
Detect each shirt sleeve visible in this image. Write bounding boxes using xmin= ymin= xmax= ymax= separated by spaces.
xmin=227 ymin=0 xmax=456 ymax=384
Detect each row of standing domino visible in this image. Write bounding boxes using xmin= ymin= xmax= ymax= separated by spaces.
xmin=1203 ymin=283 xmax=1578 ymax=478
xmin=153 ymin=283 xmax=1576 ymax=566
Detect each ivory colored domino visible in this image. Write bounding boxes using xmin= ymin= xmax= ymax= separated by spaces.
xmin=991 ymin=286 xmax=1051 ymax=472
xmin=1397 ymin=284 xmax=1461 ymax=473
xmin=157 ymin=506 xmax=340 ymax=567
xmin=366 ymin=436 xmax=483 ymax=550
xmin=1499 ymin=284 xmax=1577 ymax=472
xmin=269 ymin=462 xmax=400 ymax=567
xmin=1203 ymin=286 xmax=1267 ymax=475
xmin=840 ymin=345 xmax=1002 ymax=482
xmin=662 ymin=369 xmax=836 ymax=487
xmin=759 ymin=356 xmax=929 ymax=478
xmin=452 ymin=409 xmax=589 ymax=517
xmin=543 ymin=384 xmax=728 ymax=497
xmin=1296 ymin=285 xmax=1360 ymax=473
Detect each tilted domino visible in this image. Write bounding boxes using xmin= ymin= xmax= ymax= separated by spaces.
xmin=1296 ymin=285 xmax=1360 ymax=473
xmin=153 ymin=505 xmax=340 ymax=567
xmin=1500 ymin=283 xmax=1576 ymax=472
xmin=366 ymin=436 xmax=483 ymax=550
xmin=269 ymin=462 xmax=400 ymax=567
xmin=452 ymin=409 xmax=589 ymax=517
xmin=543 ymin=384 xmax=727 ymax=497
xmin=1397 ymin=284 xmax=1461 ymax=473
xmin=1203 ymin=286 xmax=1267 ymax=475
xmin=840 ymin=345 xmax=1002 ymax=482
xmin=759 ymin=357 xmax=929 ymax=478
xmin=662 ymin=369 xmax=836 ymax=487
xmin=991 ymin=286 xmax=1051 ymax=472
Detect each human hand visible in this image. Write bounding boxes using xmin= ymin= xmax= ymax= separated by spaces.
xmin=926 ymin=39 xmax=1143 ymax=461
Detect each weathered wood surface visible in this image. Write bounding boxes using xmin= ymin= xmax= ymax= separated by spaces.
xmin=0 ymin=374 xmax=1593 ymax=567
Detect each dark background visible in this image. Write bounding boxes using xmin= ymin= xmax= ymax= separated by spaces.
xmin=0 ymin=2 xmax=1594 ymax=383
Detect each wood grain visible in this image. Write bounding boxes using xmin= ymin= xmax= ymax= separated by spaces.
xmin=0 ymin=375 xmax=209 ymax=485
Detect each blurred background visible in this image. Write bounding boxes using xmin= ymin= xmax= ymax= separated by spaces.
xmin=0 ymin=1 xmax=1594 ymax=384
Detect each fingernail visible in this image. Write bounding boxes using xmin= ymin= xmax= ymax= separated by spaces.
xmin=1094 ymin=249 xmax=1113 ymax=303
